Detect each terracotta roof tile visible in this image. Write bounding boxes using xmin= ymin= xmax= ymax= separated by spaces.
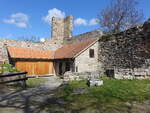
xmin=7 ymin=47 xmax=54 ymax=59
xmin=54 ymin=39 xmax=97 ymax=59
xmin=7 ymin=39 xmax=97 ymax=60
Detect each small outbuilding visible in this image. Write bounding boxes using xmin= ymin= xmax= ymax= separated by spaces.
xmin=6 ymin=38 xmax=99 ymax=76
xmin=7 ymin=47 xmax=54 ymax=76
xmin=54 ymin=39 xmax=99 ymax=75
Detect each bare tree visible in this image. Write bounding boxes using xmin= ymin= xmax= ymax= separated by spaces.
xmin=98 ymin=0 xmax=144 ymax=33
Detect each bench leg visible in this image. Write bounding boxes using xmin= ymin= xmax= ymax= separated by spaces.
xmin=22 ymin=80 xmax=27 ymax=89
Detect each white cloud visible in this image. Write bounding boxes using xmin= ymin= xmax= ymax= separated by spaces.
xmin=74 ymin=18 xmax=87 ymax=26
xmin=3 ymin=13 xmax=29 ymax=28
xmin=42 ymin=8 xmax=98 ymax=27
xmin=40 ymin=38 xmax=45 ymax=42
xmin=89 ymin=18 xmax=99 ymax=26
xmin=42 ymin=8 xmax=66 ymax=24
xmin=74 ymin=18 xmax=98 ymax=26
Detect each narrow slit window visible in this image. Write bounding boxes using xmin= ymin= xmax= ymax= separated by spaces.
xmin=89 ymin=49 xmax=94 ymax=58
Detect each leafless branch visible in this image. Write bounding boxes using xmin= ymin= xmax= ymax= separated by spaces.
xmin=98 ymin=0 xmax=144 ymax=33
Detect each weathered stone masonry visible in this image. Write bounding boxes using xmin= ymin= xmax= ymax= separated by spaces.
xmin=75 ymin=41 xmax=100 ymax=73
xmin=98 ymin=19 xmax=150 ymax=78
xmin=51 ymin=16 xmax=73 ymax=41
xmin=64 ymin=30 xmax=103 ymax=44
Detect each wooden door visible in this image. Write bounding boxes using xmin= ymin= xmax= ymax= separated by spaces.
xmin=36 ymin=61 xmax=54 ymax=75
xmin=15 ymin=61 xmax=54 ymax=75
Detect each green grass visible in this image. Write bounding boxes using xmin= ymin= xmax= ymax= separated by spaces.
xmin=55 ymin=77 xmax=150 ymax=112
xmin=9 ymin=78 xmax=49 ymax=88
xmin=26 ymin=78 xmax=48 ymax=87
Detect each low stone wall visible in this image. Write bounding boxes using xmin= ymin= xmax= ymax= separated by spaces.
xmin=63 ymin=71 xmax=102 ymax=81
xmin=114 ymin=68 xmax=150 ymax=79
xmin=76 ymin=71 xmax=101 ymax=79
xmin=64 ymin=30 xmax=103 ymax=44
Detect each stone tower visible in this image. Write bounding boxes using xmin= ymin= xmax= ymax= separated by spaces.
xmin=51 ymin=16 xmax=73 ymax=41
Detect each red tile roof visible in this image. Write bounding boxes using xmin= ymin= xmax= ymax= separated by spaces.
xmin=7 ymin=39 xmax=98 ymax=60
xmin=7 ymin=47 xmax=54 ymax=59
xmin=54 ymin=39 xmax=97 ymax=59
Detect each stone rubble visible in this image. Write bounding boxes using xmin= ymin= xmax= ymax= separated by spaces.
xmin=87 ymin=78 xmax=103 ymax=87
xmin=63 ymin=71 xmax=102 ymax=81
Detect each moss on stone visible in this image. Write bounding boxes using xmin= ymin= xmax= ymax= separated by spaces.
xmin=101 ymin=34 xmax=114 ymax=41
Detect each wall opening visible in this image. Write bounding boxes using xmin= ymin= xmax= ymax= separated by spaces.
xmin=89 ymin=49 xmax=95 ymax=58
xmin=105 ymin=69 xmax=114 ymax=78
xmin=59 ymin=62 xmax=63 ymax=75
xmin=65 ymin=62 xmax=70 ymax=71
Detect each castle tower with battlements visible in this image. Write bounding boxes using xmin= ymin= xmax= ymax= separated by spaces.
xmin=51 ymin=16 xmax=73 ymax=41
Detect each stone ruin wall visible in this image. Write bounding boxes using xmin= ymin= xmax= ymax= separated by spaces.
xmin=64 ymin=16 xmax=73 ymax=39
xmin=51 ymin=16 xmax=73 ymax=41
xmin=114 ymin=68 xmax=150 ymax=79
xmin=64 ymin=30 xmax=103 ymax=44
xmin=51 ymin=17 xmax=64 ymax=40
xmin=98 ymin=19 xmax=150 ymax=78
xmin=0 ymin=38 xmax=63 ymax=63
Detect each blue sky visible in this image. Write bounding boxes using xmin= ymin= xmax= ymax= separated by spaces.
xmin=0 ymin=0 xmax=149 ymax=40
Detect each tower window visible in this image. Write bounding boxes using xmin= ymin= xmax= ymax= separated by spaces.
xmin=89 ymin=49 xmax=94 ymax=58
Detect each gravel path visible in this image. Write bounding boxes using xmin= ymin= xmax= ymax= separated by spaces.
xmin=0 ymin=76 xmax=63 ymax=113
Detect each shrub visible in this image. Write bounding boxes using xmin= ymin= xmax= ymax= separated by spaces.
xmin=0 ymin=64 xmax=20 ymax=74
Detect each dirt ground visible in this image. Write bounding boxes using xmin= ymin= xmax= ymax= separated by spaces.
xmin=0 ymin=76 xmax=62 ymax=113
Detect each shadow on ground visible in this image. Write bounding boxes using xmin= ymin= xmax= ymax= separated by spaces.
xmin=0 ymin=86 xmax=57 ymax=113
xmin=0 ymin=77 xmax=63 ymax=113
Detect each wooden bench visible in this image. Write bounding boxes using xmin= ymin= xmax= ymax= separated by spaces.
xmin=0 ymin=72 xmax=28 ymax=88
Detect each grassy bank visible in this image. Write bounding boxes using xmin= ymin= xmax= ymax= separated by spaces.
xmin=10 ymin=77 xmax=49 ymax=88
xmin=53 ymin=78 xmax=150 ymax=112
xmin=26 ymin=77 xmax=48 ymax=87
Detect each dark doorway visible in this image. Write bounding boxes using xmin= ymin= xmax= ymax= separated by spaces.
xmin=106 ymin=69 xmax=114 ymax=78
xmin=59 ymin=62 xmax=63 ymax=75
xmin=65 ymin=62 xmax=70 ymax=71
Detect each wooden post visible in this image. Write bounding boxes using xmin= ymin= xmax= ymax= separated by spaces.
xmin=22 ymin=79 xmax=27 ymax=89
xmin=23 ymin=73 xmax=27 ymax=89
xmin=0 ymin=64 xmax=4 ymax=74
